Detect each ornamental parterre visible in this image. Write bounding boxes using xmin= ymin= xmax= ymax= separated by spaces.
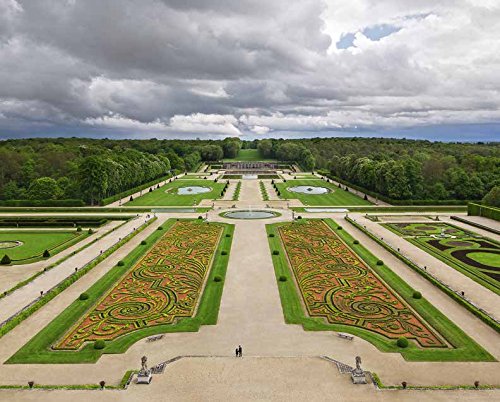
xmin=56 ymin=221 xmax=223 ymax=350
xmin=278 ymin=220 xmax=446 ymax=348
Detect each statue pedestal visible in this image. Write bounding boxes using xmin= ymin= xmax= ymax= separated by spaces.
xmin=351 ymin=369 xmax=367 ymax=384
xmin=137 ymin=370 xmax=152 ymax=384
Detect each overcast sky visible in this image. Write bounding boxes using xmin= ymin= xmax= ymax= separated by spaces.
xmin=0 ymin=0 xmax=499 ymax=141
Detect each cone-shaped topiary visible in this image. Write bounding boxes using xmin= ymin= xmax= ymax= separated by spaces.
xmin=1 ymin=254 xmax=11 ymax=265
xmin=79 ymin=293 xmax=89 ymax=300
xmin=43 ymin=249 xmax=50 ymax=258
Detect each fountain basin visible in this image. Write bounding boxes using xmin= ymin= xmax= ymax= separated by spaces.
xmin=288 ymin=186 xmax=329 ymax=195
xmin=177 ymin=186 xmax=211 ymax=195
xmin=222 ymin=210 xmax=280 ymax=219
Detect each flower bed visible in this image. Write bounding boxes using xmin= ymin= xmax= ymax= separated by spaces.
xmin=55 ymin=221 xmax=223 ymax=349
xmin=278 ymin=220 xmax=445 ymax=347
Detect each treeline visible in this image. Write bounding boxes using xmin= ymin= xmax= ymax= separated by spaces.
xmin=256 ymin=138 xmax=499 ymax=203
xmin=1 ymin=136 xmax=498 ymax=205
xmin=0 ymin=137 xmax=242 ymax=205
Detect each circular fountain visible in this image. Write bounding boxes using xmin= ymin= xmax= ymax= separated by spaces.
xmin=222 ymin=210 xmax=280 ymax=219
xmin=177 ymin=186 xmax=211 ymax=195
xmin=288 ymin=186 xmax=329 ymax=195
xmin=0 ymin=240 xmax=23 ymax=249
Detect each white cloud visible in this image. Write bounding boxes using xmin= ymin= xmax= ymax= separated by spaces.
xmin=169 ymin=113 xmax=242 ymax=136
xmin=0 ymin=0 xmax=499 ymax=138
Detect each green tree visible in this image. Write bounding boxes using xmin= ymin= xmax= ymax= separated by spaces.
xmin=78 ymin=157 xmax=108 ymax=205
xmin=200 ymin=145 xmax=223 ymax=161
xmin=222 ymin=139 xmax=241 ymax=158
xmin=2 ymin=180 xmax=21 ymax=200
xmin=27 ymin=177 xmax=62 ymax=200
xmin=257 ymin=139 xmax=273 ymax=158
xmin=300 ymin=149 xmax=316 ymax=171
xmin=482 ymin=186 xmax=500 ymax=207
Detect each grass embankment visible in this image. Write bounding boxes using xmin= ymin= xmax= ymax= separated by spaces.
xmin=125 ymin=179 xmax=225 ymax=206
xmin=8 ymin=219 xmax=234 ymax=364
xmin=276 ymin=179 xmax=370 ymax=206
xmin=223 ymin=149 xmax=276 ymax=162
xmin=0 ymin=231 xmax=88 ymax=264
xmin=266 ymin=218 xmax=494 ymax=362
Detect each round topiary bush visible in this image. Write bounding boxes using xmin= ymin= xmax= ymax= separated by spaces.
xmin=337 ymin=226 xmax=342 ymax=230
xmin=397 ymin=337 xmax=409 ymax=348
xmin=213 ymin=275 xmax=222 ymax=282
xmin=76 ymin=226 xmax=82 ymax=232
xmin=297 ymin=216 xmax=302 ymax=219
xmin=273 ymin=250 xmax=280 ymax=255
xmin=88 ymin=228 xmax=94 ymax=234
xmin=225 ymin=233 xmax=231 ymax=237
xmin=279 ymin=275 xmax=287 ymax=282
xmin=269 ymin=233 xmax=275 ymax=237
xmin=376 ymin=260 xmax=384 ymax=266
xmin=221 ymin=250 xmax=228 ymax=255
xmin=79 ymin=293 xmax=89 ymax=301
xmin=94 ymin=340 xmax=105 ymax=350
xmin=117 ymin=260 xmax=125 ymax=266
xmin=198 ymin=216 xmax=203 ymax=220
xmin=412 ymin=291 xmax=422 ymax=299
xmin=157 ymin=226 xmax=163 ymax=230
xmin=353 ymin=240 xmax=359 ymax=245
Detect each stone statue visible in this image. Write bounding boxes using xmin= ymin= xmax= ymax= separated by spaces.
xmin=141 ymin=355 xmax=148 ymax=372
xmin=351 ymin=356 xmax=367 ymax=384
xmin=137 ymin=355 xmax=152 ymax=384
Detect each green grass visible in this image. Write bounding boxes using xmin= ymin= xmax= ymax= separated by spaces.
xmin=266 ymin=218 xmax=494 ymax=362
xmin=260 ymin=181 xmax=269 ymax=201
xmin=290 ymin=174 xmax=317 ymax=179
xmin=291 ymin=206 xmax=468 ymax=213
xmin=8 ymin=219 xmax=234 ymax=364
xmin=468 ymin=252 xmax=500 ymax=267
xmin=223 ymin=149 xmax=276 ymax=162
xmin=276 ymin=180 xmax=370 ymax=206
xmin=409 ymin=237 xmax=500 ymax=295
xmin=232 ymin=181 xmax=242 ymax=201
xmin=0 ymin=231 xmax=87 ymax=264
xmin=125 ymin=179 xmax=225 ymax=206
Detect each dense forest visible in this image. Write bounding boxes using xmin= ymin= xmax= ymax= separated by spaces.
xmin=258 ymin=138 xmax=500 ymax=205
xmin=0 ymin=137 xmax=498 ymax=206
xmin=0 ymin=137 xmax=241 ymax=205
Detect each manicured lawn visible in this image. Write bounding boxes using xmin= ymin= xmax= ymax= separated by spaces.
xmin=8 ymin=219 xmax=234 ymax=364
xmin=0 ymin=231 xmax=87 ymax=264
xmin=266 ymin=218 xmax=494 ymax=361
xmin=384 ymin=222 xmax=500 ymax=295
xmin=276 ymin=179 xmax=371 ymax=206
xmin=223 ymin=149 xmax=276 ymax=162
xmin=125 ymin=179 xmax=225 ymax=206
xmin=468 ymin=252 xmax=500 ymax=267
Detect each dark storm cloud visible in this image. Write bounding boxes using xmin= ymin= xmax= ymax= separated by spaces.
xmin=0 ymin=0 xmax=499 ymax=139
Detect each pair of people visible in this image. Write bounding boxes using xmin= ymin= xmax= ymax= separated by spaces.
xmin=235 ymin=345 xmax=243 ymax=357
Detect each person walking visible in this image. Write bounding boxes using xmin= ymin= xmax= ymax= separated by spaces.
xmin=235 ymin=347 xmax=239 ymax=357
xmin=238 ymin=345 xmax=242 ymax=357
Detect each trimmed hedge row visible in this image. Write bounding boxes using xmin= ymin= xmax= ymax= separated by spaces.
xmin=468 ymin=203 xmax=500 ymax=222
xmin=101 ymin=174 xmax=172 ymax=206
xmin=317 ymin=170 xmax=477 ymax=206
xmin=345 ymin=217 xmax=499 ymax=333
xmin=0 ymin=217 xmax=108 ymax=228
xmin=0 ymin=217 xmax=157 ymax=340
xmin=0 ymin=199 xmax=85 ymax=207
